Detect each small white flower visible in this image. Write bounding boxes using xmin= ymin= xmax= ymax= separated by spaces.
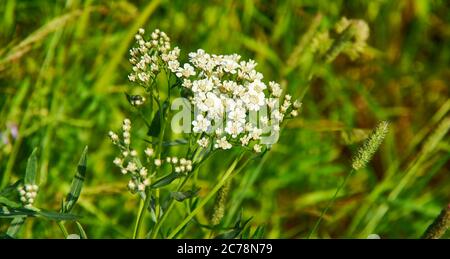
xmin=144 ymin=148 xmax=154 ymax=157
xmin=251 ymin=127 xmax=263 ymax=140
xmin=126 ymin=162 xmax=138 ymax=172
xmin=253 ymin=144 xmax=262 ymax=153
xmin=175 ymin=167 xmax=181 ymax=173
xmin=130 ymin=150 xmax=138 ymax=157
xmin=290 ymin=110 xmax=298 ymax=117
xmin=154 ymin=159 xmax=162 ymax=167
xmin=137 ymin=184 xmax=145 ymax=191
xmin=269 ymin=81 xmax=282 ymax=97
xmin=121 ymin=169 xmax=128 ymax=175
xmin=113 ymin=157 xmax=123 ymax=166
xmin=109 ymin=131 xmax=119 ymax=142
xmin=176 ymin=63 xmax=195 ymax=78
xmin=138 ymin=72 xmax=149 ymax=82
xmin=243 ymin=90 xmax=265 ymax=111
xmin=225 ymin=121 xmax=244 ymax=138
xmin=192 ymin=78 xmax=214 ymax=93
xmin=197 ymin=137 xmax=209 ymax=148
xmin=180 ymin=158 xmax=187 ymax=165
xmin=214 ymin=137 xmax=232 ymax=150
xmin=171 ymin=157 xmax=178 ymax=164
xmin=240 ymin=135 xmax=251 ymax=146
xmin=143 ymin=178 xmax=151 ymax=186
xmin=128 ymin=74 xmax=136 ymax=82
xmin=182 ymin=79 xmax=192 ymax=88
xmin=139 ymin=167 xmax=148 ymax=177
xmin=128 ymin=181 xmax=136 ymax=190
xmin=192 ymin=114 xmax=211 ymax=133
xmin=248 ymin=80 xmax=267 ymax=92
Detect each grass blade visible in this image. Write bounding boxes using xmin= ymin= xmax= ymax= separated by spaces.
xmin=24 ymin=148 xmax=38 ymax=185
xmin=62 ymin=146 xmax=88 ymax=213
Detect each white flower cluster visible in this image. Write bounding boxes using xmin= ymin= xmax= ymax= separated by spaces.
xmin=166 ymin=156 xmax=193 ymax=174
xmin=109 ymin=118 xmax=193 ymax=194
xmin=174 ymin=49 xmax=301 ymax=152
xmin=18 ymin=184 xmax=38 ymax=206
xmin=128 ymin=28 xmax=180 ymax=85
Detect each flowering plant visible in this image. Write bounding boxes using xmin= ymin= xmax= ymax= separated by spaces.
xmin=109 ymin=28 xmax=301 ymax=238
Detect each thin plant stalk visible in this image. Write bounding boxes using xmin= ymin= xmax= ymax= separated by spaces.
xmin=308 ymin=169 xmax=355 ymax=238
xmin=149 ymin=150 xmax=215 ymax=238
xmin=57 ymin=221 xmax=69 ymax=238
xmin=132 ymin=188 xmax=152 ymax=239
xmin=167 ymin=153 xmax=247 ymax=239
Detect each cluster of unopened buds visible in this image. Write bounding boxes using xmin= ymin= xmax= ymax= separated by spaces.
xmin=109 ymin=118 xmax=193 ymax=194
xmin=18 ymin=184 xmax=38 ymax=206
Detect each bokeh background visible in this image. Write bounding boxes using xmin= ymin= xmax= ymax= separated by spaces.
xmin=0 ymin=0 xmax=449 ymax=238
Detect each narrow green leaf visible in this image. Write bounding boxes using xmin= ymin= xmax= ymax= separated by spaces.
xmin=24 ymin=148 xmax=38 ymax=185
xmin=63 ymin=146 xmax=88 ymax=213
xmin=0 ymin=180 xmax=22 ymax=197
xmin=170 ymin=188 xmax=200 ymax=202
xmin=0 ymin=207 xmax=79 ymax=221
xmin=5 ymin=149 xmax=38 ymax=238
xmin=0 ymin=196 xmax=21 ymax=208
xmin=6 ymin=216 xmax=26 ymax=237
xmin=0 ymin=233 xmax=14 ymax=239
xmin=75 ymin=221 xmax=88 ymax=239
xmin=147 ymin=101 xmax=169 ymax=137
xmin=215 ymin=217 xmax=252 ymax=239
xmin=144 ymin=138 xmax=188 ymax=146
xmin=252 ymin=225 xmax=266 ymax=239
xmin=151 ymin=173 xmax=181 ymax=189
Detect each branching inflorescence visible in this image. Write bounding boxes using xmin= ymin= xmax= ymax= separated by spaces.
xmin=109 ymin=28 xmax=301 ymax=197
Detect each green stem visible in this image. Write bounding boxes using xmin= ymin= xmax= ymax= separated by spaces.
xmin=149 ymin=148 xmax=216 ymax=238
xmin=167 ymin=153 xmax=246 ymax=239
xmin=57 ymin=221 xmax=69 ymax=238
xmin=133 ymin=189 xmax=151 ymax=239
xmin=308 ymin=169 xmax=355 ymax=238
xmin=150 ymin=174 xmax=190 ymax=238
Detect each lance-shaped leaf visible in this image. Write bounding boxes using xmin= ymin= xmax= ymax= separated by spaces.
xmin=151 ymin=173 xmax=182 ymax=189
xmin=170 ymin=188 xmax=200 ymax=202
xmin=214 ymin=217 xmax=253 ymax=239
xmin=62 ymin=146 xmax=88 ymax=213
xmin=1 ymin=207 xmax=79 ymax=221
xmin=75 ymin=221 xmax=88 ymax=239
xmin=0 ymin=196 xmax=21 ymax=208
xmin=147 ymin=101 xmax=169 ymax=137
xmin=24 ymin=148 xmax=38 ymax=185
xmin=0 ymin=180 xmax=22 ymax=198
xmin=6 ymin=148 xmax=38 ymax=238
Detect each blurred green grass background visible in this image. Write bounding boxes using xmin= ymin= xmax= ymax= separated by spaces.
xmin=0 ymin=0 xmax=449 ymax=238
